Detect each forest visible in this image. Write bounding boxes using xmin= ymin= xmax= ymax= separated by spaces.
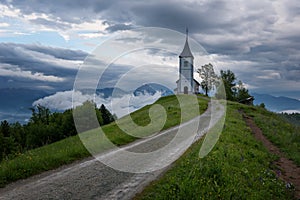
xmin=0 ymin=101 xmax=115 ymax=162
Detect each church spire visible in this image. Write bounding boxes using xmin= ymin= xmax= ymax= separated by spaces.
xmin=179 ymin=28 xmax=194 ymax=58
xmin=186 ymin=27 xmax=188 ymax=40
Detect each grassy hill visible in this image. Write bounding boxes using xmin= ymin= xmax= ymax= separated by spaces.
xmin=1 ymin=95 xmax=299 ymax=199
xmin=135 ymin=101 xmax=299 ymax=199
xmin=0 ymin=95 xmax=208 ymax=187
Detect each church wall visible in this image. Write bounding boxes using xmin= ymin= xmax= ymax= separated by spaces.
xmin=178 ymin=57 xmax=194 ymax=94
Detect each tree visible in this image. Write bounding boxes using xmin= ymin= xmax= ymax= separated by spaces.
xmin=10 ymin=122 xmax=25 ymax=150
xmin=235 ymin=80 xmax=251 ymax=102
xmin=197 ymin=63 xmax=218 ymax=96
xmin=0 ymin=121 xmax=18 ymax=161
xmin=220 ymin=70 xmax=237 ymax=101
xmin=29 ymin=105 xmax=51 ymax=125
xmin=73 ymin=100 xmax=99 ymax=132
xmin=99 ymin=104 xmax=115 ymax=125
xmin=0 ymin=120 xmax=10 ymax=137
xmin=259 ymin=103 xmax=266 ymax=109
xmin=0 ymin=131 xmax=4 ymax=160
xmin=61 ymin=109 xmax=76 ymax=137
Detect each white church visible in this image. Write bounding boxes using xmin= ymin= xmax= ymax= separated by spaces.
xmin=175 ymin=30 xmax=200 ymax=94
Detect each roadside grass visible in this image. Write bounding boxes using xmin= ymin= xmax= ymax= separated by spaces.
xmin=0 ymin=95 xmax=208 ymax=188
xmin=135 ymin=103 xmax=293 ymax=199
xmin=239 ymin=104 xmax=300 ymax=167
xmin=0 ymin=135 xmax=90 ymax=187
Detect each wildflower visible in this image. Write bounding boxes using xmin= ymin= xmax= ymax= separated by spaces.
xmin=285 ymin=182 xmax=293 ymax=189
xmin=275 ymin=170 xmax=281 ymax=177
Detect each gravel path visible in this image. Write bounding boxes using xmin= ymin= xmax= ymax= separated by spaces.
xmin=0 ymin=101 xmax=224 ymax=200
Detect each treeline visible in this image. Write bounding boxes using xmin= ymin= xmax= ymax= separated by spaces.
xmin=198 ymin=64 xmax=252 ymax=103
xmin=0 ymin=101 xmax=115 ymax=162
xmin=218 ymin=69 xmax=252 ymax=102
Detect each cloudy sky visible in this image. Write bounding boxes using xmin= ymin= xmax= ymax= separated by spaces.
xmin=0 ymin=0 xmax=299 ymax=101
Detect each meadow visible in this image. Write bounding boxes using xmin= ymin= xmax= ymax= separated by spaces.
xmin=0 ymin=95 xmax=208 ymax=187
xmin=135 ymin=102 xmax=296 ymax=199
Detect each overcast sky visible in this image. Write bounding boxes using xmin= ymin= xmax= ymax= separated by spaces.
xmin=0 ymin=0 xmax=299 ymax=99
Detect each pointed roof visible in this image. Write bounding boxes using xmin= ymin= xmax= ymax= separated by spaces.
xmin=179 ymin=28 xmax=194 ymax=58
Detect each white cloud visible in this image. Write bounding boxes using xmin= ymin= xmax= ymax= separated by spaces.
xmin=33 ymin=90 xmax=162 ymax=118
xmin=243 ymin=83 xmax=258 ymax=90
xmin=0 ymin=4 xmax=21 ymax=18
xmin=0 ymin=22 xmax=9 ymax=27
xmin=257 ymin=70 xmax=281 ymax=79
xmin=279 ymin=109 xmax=300 ymax=114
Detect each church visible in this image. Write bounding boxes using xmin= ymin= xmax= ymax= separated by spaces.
xmin=175 ymin=30 xmax=200 ymax=94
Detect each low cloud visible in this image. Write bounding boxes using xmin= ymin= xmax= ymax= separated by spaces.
xmin=33 ymin=90 xmax=162 ymax=118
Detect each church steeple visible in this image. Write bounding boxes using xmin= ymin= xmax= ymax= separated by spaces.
xmin=179 ymin=28 xmax=194 ymax=58
xmin=176 ymin=28 xmax=198 ymax=94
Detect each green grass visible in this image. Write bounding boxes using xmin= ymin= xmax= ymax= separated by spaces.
xmin=135 ymin=103 xmax=294 ymax=199
xmin=0 ymin=135 xmax=90 ymax=187
xmin=0 ymin=95 xmax=208 ymax=187
xmin=239 ymin=103 xmax=300 ymax=166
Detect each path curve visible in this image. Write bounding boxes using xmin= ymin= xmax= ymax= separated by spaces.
xmin=0 ymin=101 xmax=225 ymax=200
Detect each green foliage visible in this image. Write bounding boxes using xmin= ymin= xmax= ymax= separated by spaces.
xmin=236 ymin=80 xmax=252 ymax=102
xmin=136 ymin=105 xmax=293 ymax=200
xmin=0 ymin=101 xmax=115 ymax=162
xmin=0 ymin=135 xmax=90 ymax=187
xmin=99 ymin=104 xmax=115 ymax=125
xmin=197 ymin=63 xmax=218 ymax=96
xmin=242 ymin=106 xmax=300 ymax=166
xmin=218 ymin=70 xmax=252 ymax=104
xmin=0 ymin=95 xmax=208 ymax=187
xmin=73 ymin=100 xmax=99 ymax=132
xmin=220 ymin=69 xmax=237 ymax=101
xmin=1 ymin=120 xmax=10 ymax=137
xmin=259 ymin=103 xmax=266 ymax=109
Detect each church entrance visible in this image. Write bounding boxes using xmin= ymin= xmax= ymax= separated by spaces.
xmin=184 ymin=86 xmax=188 ymax=94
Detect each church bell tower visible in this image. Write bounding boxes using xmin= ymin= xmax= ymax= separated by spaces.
xmin=177 ymin=28 xmax=194 ymax=94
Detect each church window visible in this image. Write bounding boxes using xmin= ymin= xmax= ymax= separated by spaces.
xmin=184 ymin=60 xmax=188 ymax=67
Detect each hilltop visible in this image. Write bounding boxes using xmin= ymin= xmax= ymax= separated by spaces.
xmin=0 ymin=95 xmax=299 ymax=199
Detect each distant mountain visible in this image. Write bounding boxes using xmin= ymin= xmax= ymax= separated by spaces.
xmin=96 ymin=88 xmax=128 ymax=98
xmin=253 ymin=93 xmax=300 ymax=113
xmin=0 ymin=85 xmax=173 ymax=123
xmin=133 ymin=83 xmax=174 ymax=97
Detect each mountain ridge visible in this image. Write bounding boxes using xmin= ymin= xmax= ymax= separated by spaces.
xmin=253 ymin=93 xmax=300 ymax=113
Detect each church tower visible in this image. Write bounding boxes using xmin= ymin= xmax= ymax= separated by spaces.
xmin=177 ymin=28 xmax=195 ymax=94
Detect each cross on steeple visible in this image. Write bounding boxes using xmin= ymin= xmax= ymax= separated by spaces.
xmin=186 ymin=27 xmax=188 ymax=39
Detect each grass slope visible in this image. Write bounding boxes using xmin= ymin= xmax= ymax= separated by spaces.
xmin=0 ymin=95 xmax=208 ymax=187
xmin=241 ymin=105 xmax=300 ymax=166
xmin=135 ymin=102 xmax=295 ymax=199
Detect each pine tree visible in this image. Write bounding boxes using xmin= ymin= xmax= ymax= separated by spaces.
xmin=99 ymin=104 xmax=115 ymax=125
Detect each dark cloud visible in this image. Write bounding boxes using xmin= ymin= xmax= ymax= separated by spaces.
xmin=2 ymin=0 xmax=107 ymax=23
xmin=1 ymin=0 xmax=300 ymax=98
xmin=105 ymin=23 xmax=135 ymax=33
xmin=0 ymin=43 xmax=88 ymax=91
xmin=131 ymin=1 xmax=231 ymax=33
xmin=24 ymin=44 xmax=88 ymax=61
